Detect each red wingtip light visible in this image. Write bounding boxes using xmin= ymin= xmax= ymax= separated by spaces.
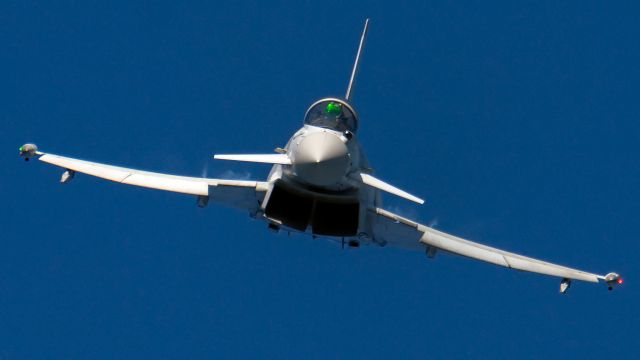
xmin=617 ymin=278 xmax=624 ymax=285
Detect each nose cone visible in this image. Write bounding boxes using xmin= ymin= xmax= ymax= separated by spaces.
xmin=293 ymin=131 xmax=350 ymax=186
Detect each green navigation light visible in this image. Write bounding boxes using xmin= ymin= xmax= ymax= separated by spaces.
xmin=326 ymin=102 xmax=342 ymax=116
xmin=19 ymin=146 xmax=23 ymax=152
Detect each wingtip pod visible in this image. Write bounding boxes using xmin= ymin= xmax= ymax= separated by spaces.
xmin=603 ymin=272 xmax=623 ymax=291
xmin=19 ymin=143 xmax=40 ymax=161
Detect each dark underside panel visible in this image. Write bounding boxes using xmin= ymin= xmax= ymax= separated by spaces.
xmin=264 ymin=183 xmax=313 ymax=231
xmin=264 ymin=181 xmax=359 ymax=236
xmin=312 ymin=201 xmax=359 ymax=236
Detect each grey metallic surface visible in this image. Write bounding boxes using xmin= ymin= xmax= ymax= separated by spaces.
xmin=291 ymin=131 xmax=350 ymax=186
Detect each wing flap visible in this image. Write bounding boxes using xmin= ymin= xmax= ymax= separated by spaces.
xmin=37 ymin=152 xmax=269 ymax=213
xmin=41 ymin=154 xmax=131 ymax=183
xmin=419 ymin=226 xmax=599 ymax=282
xmin=372 ymin=207 xmax=604 ymax=283
xmin=40 ymin=153 xmax=209 ymax=196
xmin=421 ymin=228 xmax=509 ymax=268
xmin=121 ymin=173 xmax=208 ymax=196
xmin=502 ymin=255 xmax=598 ymax=282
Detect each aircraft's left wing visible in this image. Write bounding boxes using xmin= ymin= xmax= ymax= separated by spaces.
xmin=20 ymin=145 xmax=268 ymax=213
xmin=368 ymin=207 xmax=621 ymax=292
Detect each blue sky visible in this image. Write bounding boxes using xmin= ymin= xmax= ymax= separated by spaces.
xmin=2 ymin=1 xmax=639 ymax=358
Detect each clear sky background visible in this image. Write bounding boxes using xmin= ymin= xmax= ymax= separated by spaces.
xmin=2 ymin=1 xmax=639 ymax=359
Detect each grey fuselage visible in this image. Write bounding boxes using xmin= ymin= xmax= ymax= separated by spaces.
xmin=259 ymin=98 xmax=381 ymax=240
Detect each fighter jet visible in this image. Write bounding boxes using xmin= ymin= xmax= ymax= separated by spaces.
xmin=19 ymin=19 xmax=621 ymax=293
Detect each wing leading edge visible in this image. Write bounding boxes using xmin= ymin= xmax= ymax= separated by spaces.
xmin=370 ymin=207 xmax=618 ymax=287
xmin=21 ymin=145 xmax=620 ymax=291
xmin=33 ymin=151 xmax=269 ymax=213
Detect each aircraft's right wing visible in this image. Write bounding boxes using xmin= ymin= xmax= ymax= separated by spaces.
xmin=369 ymin=207 xmax=621 ymax=291
xmin=20 ymin=145 xmax=269 ymax=214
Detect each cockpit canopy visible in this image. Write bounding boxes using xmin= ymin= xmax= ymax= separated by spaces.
xmin=304 ymin=98 xmax=359 ymax=133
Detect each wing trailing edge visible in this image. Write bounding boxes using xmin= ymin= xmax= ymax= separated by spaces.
xmin=371 ymin=207 xmax=619 ymax=288
xmin=29 ymin=149 xmax=268 ymax=212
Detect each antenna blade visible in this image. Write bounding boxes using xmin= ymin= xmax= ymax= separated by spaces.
xmin=345 ymin=19 xmax=370 ymax=102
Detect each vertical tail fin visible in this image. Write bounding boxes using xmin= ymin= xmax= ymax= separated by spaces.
xmin=345 ymin=19 xmax=370 ymax=102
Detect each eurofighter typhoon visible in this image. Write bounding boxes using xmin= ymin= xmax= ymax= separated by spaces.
xmin=20 ymin=20 xmax=622 ymax=293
